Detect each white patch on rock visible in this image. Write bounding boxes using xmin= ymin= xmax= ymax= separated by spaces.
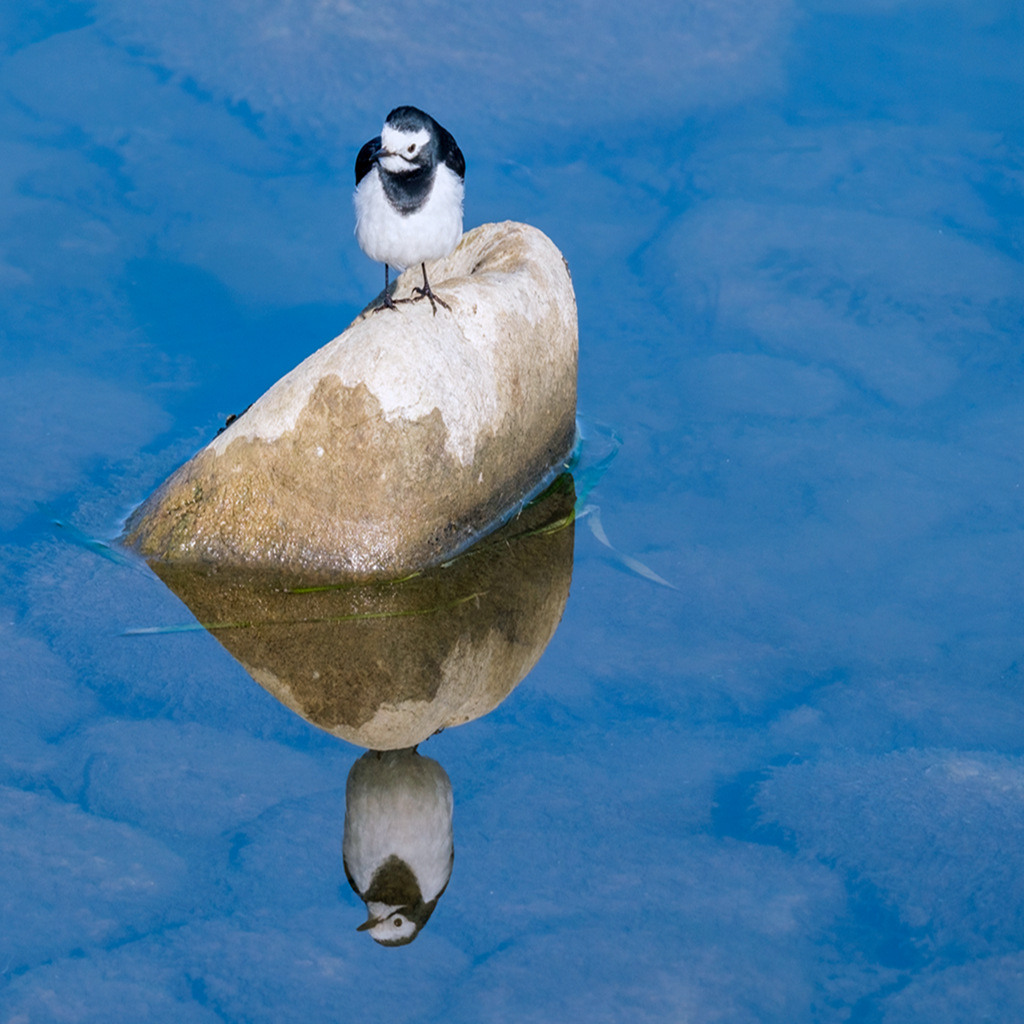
xmin=208 ymin=223 xmax=570 ymax=467
xmin=208 ymin=308 xmax=498 ymax=465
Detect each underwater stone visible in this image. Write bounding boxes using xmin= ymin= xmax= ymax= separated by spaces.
xmin=149 ymin=476 xmax=575 ymax=749
xmin=123 ymin=220 xmax=577 ymax=578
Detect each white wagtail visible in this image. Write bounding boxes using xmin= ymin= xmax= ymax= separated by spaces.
xmin=354 ymin=106 xmax=465 ymax=314
xmin=343 ymin=748 xmax=454 ymax=946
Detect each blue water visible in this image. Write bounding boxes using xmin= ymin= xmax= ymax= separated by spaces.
xmin=2 ymin=1 xmax=1023 ymax=1020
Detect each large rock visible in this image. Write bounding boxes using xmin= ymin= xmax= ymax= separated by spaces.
xmin=123 ymin=221 xmax=577 ymax=578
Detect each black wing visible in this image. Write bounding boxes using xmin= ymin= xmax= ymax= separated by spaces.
xmin=355 ymin=136 xmax=381 ymax=185
xmin=342 ymin=854 xmax=361 ymax=896
xmin=435 ymin=122 xmax=465 ymax=180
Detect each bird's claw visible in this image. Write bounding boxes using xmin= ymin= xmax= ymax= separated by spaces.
xmin=412 ymin=285 xmax=451 ymax=316
xmin=372 ymin=292 xmax=407 ymax=313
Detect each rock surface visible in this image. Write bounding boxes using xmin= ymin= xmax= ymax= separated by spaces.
xmin=123 ymin=221 xmax=577 ymax=578
xmin=150 ymin=475 xmax=576 ymax=750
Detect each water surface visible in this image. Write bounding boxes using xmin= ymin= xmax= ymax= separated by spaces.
xmin=2 ymin=1 xmax=1023 ymax=1020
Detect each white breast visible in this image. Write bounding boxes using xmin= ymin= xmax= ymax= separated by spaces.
xmin=343 ymin=749 xmax=454 ymax=901
xmin=354 ymin=164 xmax=464 ymax=270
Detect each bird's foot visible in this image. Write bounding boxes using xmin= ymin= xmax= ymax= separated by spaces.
xmin=372 ymin=292 xmax=403 ymax=313
xmin=411 ymin=283 xmax=451 ymax=315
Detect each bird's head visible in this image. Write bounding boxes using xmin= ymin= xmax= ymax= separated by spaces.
xmin=376 ymin=106 xmax=436 ymax=174
xmin=358 ymin=904 xmax=422 ymax=946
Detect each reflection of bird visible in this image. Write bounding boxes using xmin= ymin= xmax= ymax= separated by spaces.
xmin=354 ymin=106 xmax=465 ymax=314
xmin=343 ymin=747 xmax=454 ymax=946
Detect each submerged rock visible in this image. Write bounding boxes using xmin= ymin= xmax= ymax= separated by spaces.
xmin=123 ymin=220 xmax=577 ymax=578
xmin=149 ymin=475 xmax=575 ymax=750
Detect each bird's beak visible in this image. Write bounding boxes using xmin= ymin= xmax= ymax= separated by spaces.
xmin=357 ymin=913 xmax=380 ymax=932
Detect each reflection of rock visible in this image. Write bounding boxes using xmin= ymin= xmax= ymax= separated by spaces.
xmin=151 ymin=474 xmax=575 ymax=749
xmin=343 ymin=748 xmax=453 ymax=945
xmin=123 ymin=221 xmax=577 ymax=578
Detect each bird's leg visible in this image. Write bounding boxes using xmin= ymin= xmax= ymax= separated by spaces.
xmin=412 ymin=263 xmax=451 ymax=315
xmin=375 ymin=264 xmax=401 ymax=312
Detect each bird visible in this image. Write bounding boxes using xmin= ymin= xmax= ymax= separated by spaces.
xmin=342 ymin=747 xmax=454 ymax=946
xmin=353 ymin=105 xmax=465 ymax=315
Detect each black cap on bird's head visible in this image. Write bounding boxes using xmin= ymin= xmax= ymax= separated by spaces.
xmin=384 ymin=105 xmax=435 ymax=134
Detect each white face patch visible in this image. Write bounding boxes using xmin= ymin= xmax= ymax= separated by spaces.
xmin=380 ymin=125 xmax=430 ymax=164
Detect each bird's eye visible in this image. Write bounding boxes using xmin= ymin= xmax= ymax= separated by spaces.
xmin=407 ymin=145 xmax=415 ymax=154
xmin=393 ymin=917 xmax=403 ymax=927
